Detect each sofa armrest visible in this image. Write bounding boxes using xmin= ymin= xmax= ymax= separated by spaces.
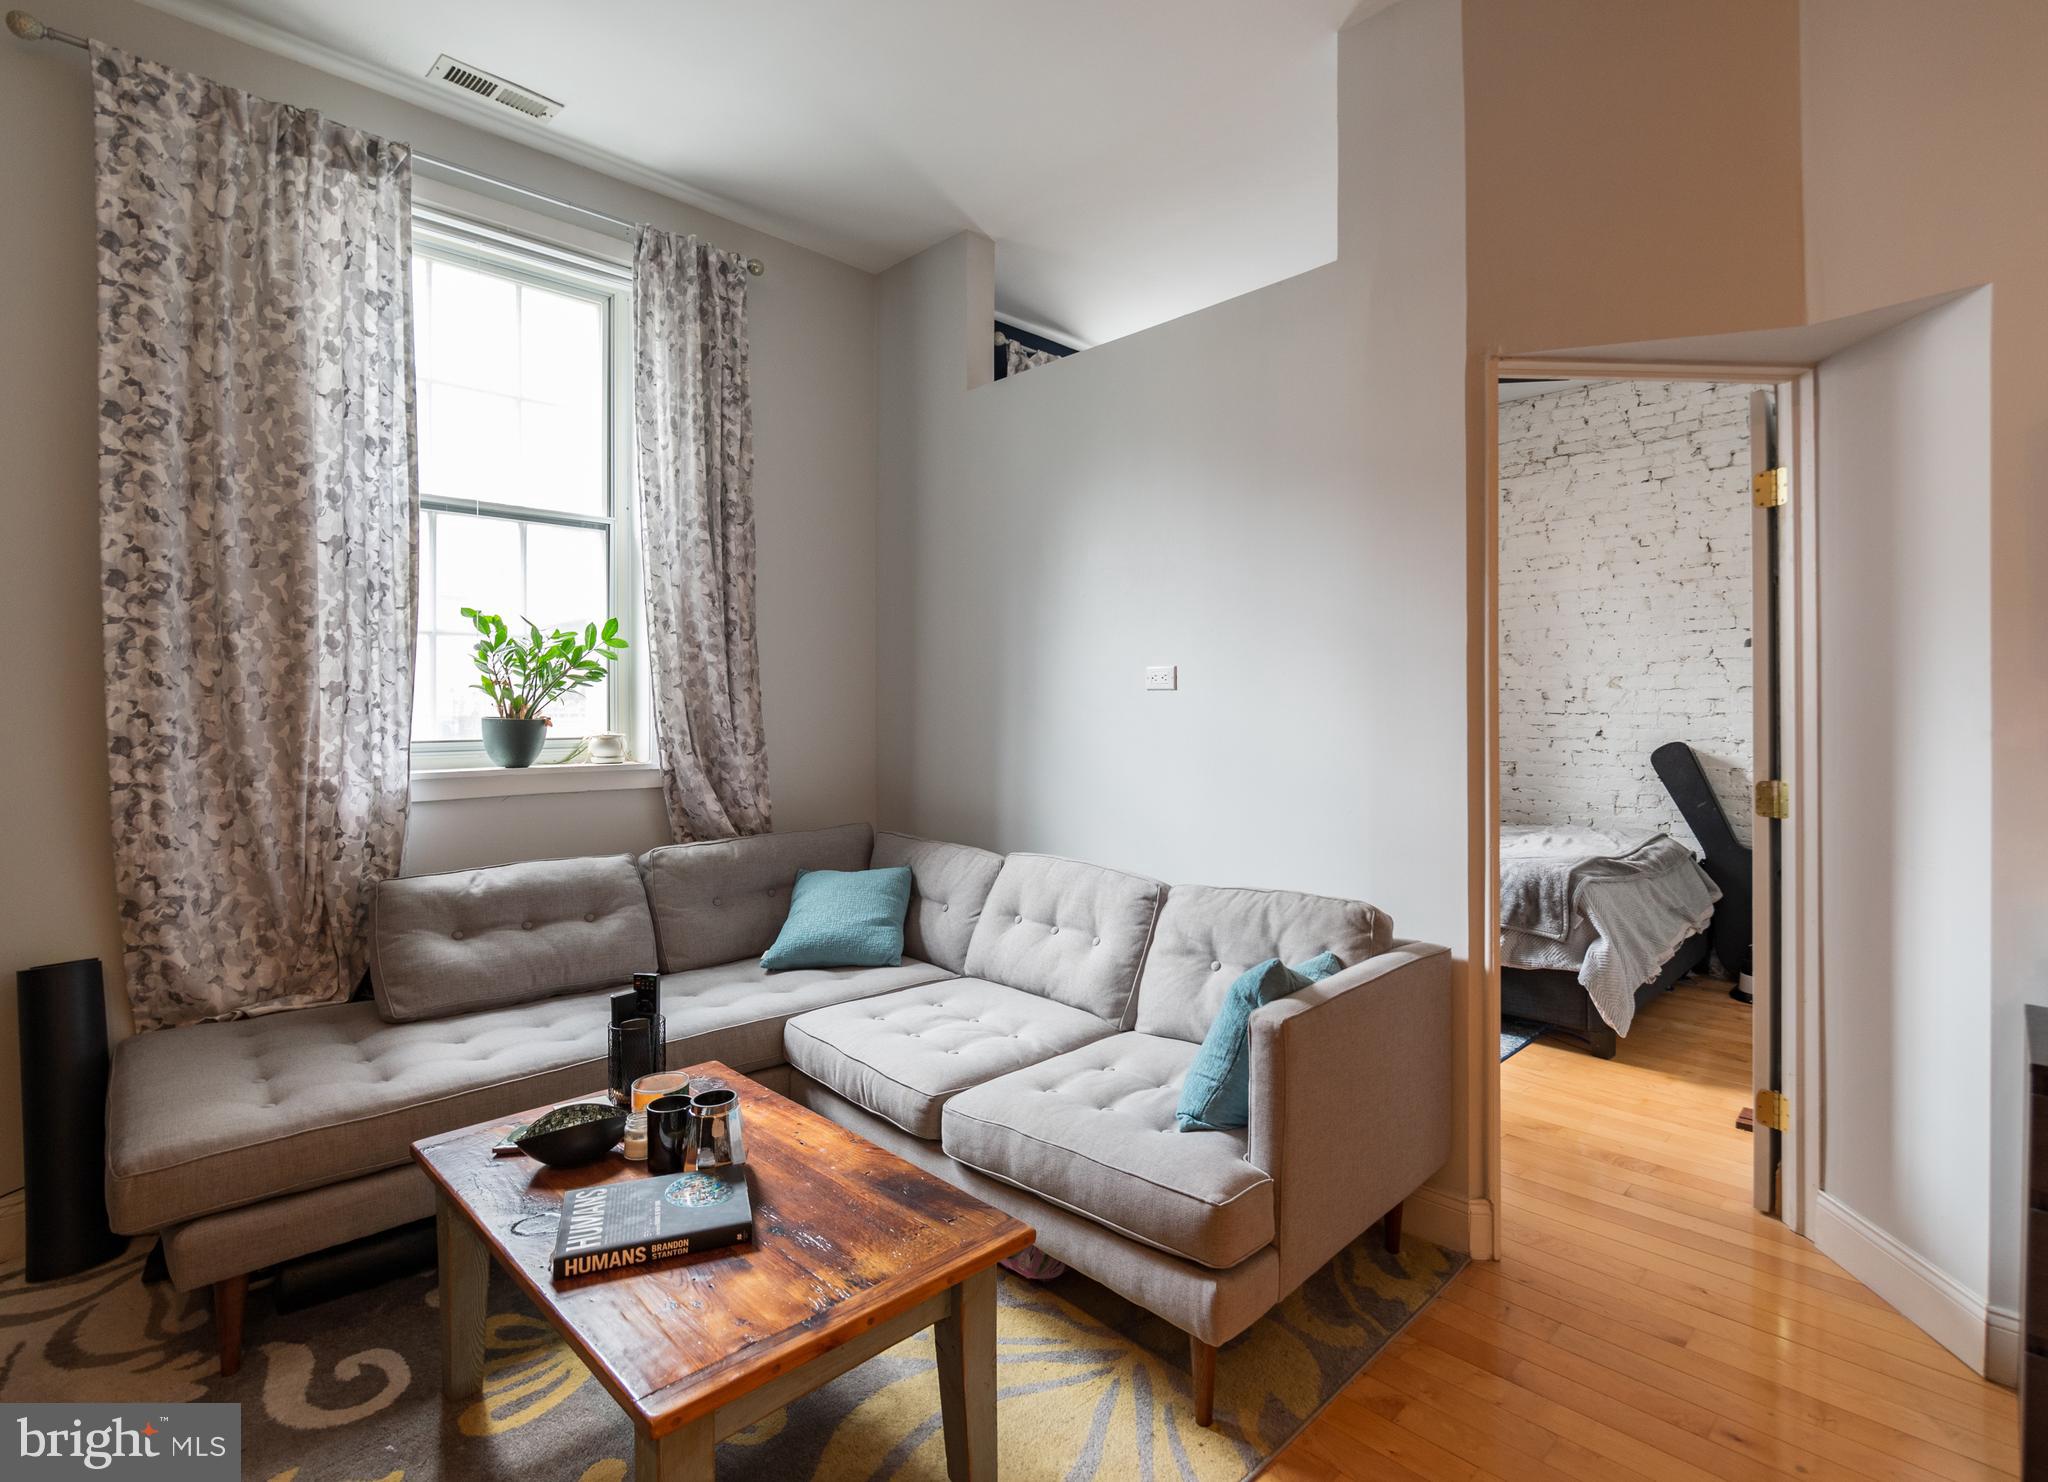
xmin=1247 ymin=941 xmax=1452 ymax=1291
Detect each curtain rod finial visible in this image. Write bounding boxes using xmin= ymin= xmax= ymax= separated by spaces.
xmin=7 ymin=11 xmax=48 ymax=40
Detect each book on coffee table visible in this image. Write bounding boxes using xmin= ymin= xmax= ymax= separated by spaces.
xmin=551 ymin=1166 xmax=753 ymax=1281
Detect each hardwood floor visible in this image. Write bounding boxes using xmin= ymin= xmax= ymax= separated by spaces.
xmin=1267 ymin=978 xmax=2021 ymax=1481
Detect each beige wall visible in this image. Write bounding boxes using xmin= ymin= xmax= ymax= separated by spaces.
xmin=874 ymin=1 xmax=1481 ymax=1235
xmin=1798 ymin=0 xmax=2048 ymax=1319
xmin=1462 ymin=0 xmax=1806 ymax=356
xmin=0 ymin=0 xmax=882 ymax=1199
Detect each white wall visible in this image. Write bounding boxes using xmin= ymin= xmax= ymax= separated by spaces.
xmin=0 ymin=0 xmax=881 ymax=1199
xmin=1498 ymin=380 xmax=1753 ymax=848
xmin=876 ymin=0 xmax=1479 ymax=1219
xmin=1815 ymin=291 xmax=1994 ymax=1328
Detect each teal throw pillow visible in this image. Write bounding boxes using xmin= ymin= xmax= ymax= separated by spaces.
xmin=1176 ymin=952 xmax=1343 ymax=1132
xmin=760 ymin=866 xmax=913 ymax=971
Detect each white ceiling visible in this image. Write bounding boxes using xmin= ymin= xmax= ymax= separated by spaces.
xmin=149 ymin=0 xmax=1347 ymax=347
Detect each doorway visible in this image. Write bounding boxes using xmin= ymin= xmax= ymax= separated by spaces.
xmin=1481 ymin=359 xmax=1814 ymax=1250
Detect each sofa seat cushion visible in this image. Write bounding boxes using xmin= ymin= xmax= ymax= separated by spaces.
xmin=940 ymin=1034 xmax=1274 ymax=1269
xmin=108 ymin=991 xmax=626 ymax=1233
xmin=783 ymin=978 xmax=1115 ymax=1139
xmin=107 ymin=958 xmax=951 ymax=1234
xmin=662 ymin=958 xmax=954 ymax=1070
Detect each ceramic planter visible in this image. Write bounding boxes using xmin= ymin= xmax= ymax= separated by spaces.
xmin=481 ymin=716 xmax=549 ymax=768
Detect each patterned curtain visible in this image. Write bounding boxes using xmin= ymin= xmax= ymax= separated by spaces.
xmin=633 ymin=227 xmax=772 ymax=840
xmin=1001 ymin=334 xmax=1062 ymax=378
xmin=94 ymin=45 xmax=416 ymax=1030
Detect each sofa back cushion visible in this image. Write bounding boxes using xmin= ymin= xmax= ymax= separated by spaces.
xmin=1133 ymin=883 xmax=1391 ymax=1042
xmin=873 ymin=832 xmax=1005 ymax=973
xmin=370 ymin=854 xmax=657 ymax=1023
xmin=640 ymin=823 xmax=873 ymax=971
xmin=962 ymin=854 xmax=1165 ymax=1024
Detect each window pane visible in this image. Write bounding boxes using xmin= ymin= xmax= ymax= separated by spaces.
xmin=431 ymin=511 xmax=521 ymax=632
xmin=521 ymin=400 xmax=604 ymax=512
xmin=412 ymin=249 xmax=609 ymax=517
xmin=523 ymin=522 xmax=608 ymax=633
xmin=420 ymin=386 xmax=520 ymax=505
xmin=430 ymin=632 xmax=490 ymax=740
xmin=520 ymin=286 xmax=603 ymax=405
xmin=412 ymin=514 xmax=615 ymax=743
xmin=426 ymin=258 xmax=519 ymax=394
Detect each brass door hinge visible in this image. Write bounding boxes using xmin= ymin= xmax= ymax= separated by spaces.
xmin=1753 ymin=467 xmax=1788 ymax=508
xmin=1756 ymin=779 xmax=1789 ymax=819
xmin=1755 ymin=1089 xmax=1790 ymax=1132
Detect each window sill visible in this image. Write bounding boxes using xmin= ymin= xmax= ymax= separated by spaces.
xmin=410 ymin=762 xmax=665 ymax=803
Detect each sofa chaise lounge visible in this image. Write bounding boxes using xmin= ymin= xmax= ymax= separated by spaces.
xmin=104 ymin=823 xmax=1451 ymax=1423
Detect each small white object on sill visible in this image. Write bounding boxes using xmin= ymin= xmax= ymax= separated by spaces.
xmin=410 ymin=761 xmax=664 ymax=803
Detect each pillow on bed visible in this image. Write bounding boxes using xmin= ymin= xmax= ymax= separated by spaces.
xmin=1176 ymin=951 xmax=1343 ymax=1132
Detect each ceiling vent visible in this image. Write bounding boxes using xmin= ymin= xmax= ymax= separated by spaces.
xmin=426 ymin=54 xmax=563 ymax=121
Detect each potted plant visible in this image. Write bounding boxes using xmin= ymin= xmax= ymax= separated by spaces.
xmin=462 ymin=607 xmax=630 ymax=768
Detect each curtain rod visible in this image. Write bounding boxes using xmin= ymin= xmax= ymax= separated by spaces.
xmin=5 ymin=9 xmax=767 ymax=277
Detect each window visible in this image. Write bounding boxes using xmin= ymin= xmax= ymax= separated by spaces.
xmin=409 ymin=209 xmax=640 ymax=768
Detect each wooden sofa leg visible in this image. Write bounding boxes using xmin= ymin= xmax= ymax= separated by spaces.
xmin=1189 ymin=1334 xmax=1216 ymax=1427
xmin=212 ymin=1274 xmax=247 ymax=1377
xmin=1383 ymin=1200 xmax=1404 ymax=1255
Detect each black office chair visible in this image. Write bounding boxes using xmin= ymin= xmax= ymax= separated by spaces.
xmin=1652 ymin=741 xmax=1753 ymax=999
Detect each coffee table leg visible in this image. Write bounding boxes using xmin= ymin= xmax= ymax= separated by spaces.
xmin=635 ymin=1415 xmax=714 ymax=1480
xmin=934 ymin=1266 xmax=997 ymax=1482
xmin=436 ymin=1193 xmax=491 ymax=1400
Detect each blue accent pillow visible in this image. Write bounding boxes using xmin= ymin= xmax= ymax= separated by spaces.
xmin=760 ymin=866 xmax=913 ymax=971
xmin=1176 ymin=952 xmax=1343 ymax=1132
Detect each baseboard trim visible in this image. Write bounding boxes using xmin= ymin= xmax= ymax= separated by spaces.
xmin=0 ymin=1189 xmax=23 ymax=1269
xmin=1987 ymin=1304 xmax=2021 ymax=1388
xmin=1810 ymin=1190 xmax=2005 ymax=1382
xmin=1406 ymin=1185 xmax=1493 ymax=1259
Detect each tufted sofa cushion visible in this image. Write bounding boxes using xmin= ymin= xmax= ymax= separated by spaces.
xmin=961 ymin=854 xmax=1165 ymax=1024
xmin=369 ymin=854 xmax=657 ymax=1023
xmin=108 ymin=953 xmax=953 ymax=1233
xmin=941 ymin=1033 xmax=1274 ymax=1269
xmin=783 ymin=978 xmax=1114 ymax=1139
xmin=872 ymin=832 xmax=1005 ymax=974
xmin=640 ymin=823 xmax=873 ymax=971
xmin=1133 ymin=884 xmax=1390 ymax=1043
xmin=660 ymin=957 xmax=954 ymax=1069
xmin=107 ymin=990 xmax=628 ymax=1232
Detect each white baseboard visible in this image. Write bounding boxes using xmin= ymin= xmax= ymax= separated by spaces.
xmin=1987 ymin=1304 xmax=2021 ymax=1387
xmin=1810 ymin=1190 xmax=2008 ymax=1383
xmin=0 ymin=1189 xmax=23 ymax=1268
xmin=1406 ymin=1185 xmax=1493 ymax=1260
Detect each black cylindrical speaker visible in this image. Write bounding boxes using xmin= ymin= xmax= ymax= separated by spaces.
xmin=17 ymin=958 xmax=125 ymax=1281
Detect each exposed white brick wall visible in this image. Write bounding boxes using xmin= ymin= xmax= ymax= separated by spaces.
xmin=1499 ymin=379 xmax=1753 ymax=850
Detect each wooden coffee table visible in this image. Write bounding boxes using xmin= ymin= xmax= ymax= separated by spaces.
xmin=412 ymin=1061 xmax=1033 ymax=1480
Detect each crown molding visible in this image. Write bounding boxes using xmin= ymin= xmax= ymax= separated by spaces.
xmin=131 ymin=0 xmax=873 ymax=271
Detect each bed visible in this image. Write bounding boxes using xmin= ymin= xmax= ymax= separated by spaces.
xmin=1500 ymin=825 xmax=1722 ymax=1058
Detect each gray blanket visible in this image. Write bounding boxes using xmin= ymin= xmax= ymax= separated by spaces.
xmin=1500 ymin=825 xmax=1722 ymax=1035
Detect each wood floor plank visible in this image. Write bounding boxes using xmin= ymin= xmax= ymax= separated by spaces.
xmin=1270 ymin=979 xmax=2018 ymax=1480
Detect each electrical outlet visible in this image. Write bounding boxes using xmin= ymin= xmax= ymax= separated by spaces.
xmin=1145 ymin=664 xmax=1178 ymax=691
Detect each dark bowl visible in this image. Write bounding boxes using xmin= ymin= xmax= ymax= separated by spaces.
xmin=511 ymin=1101 xmax=628 ymax=1169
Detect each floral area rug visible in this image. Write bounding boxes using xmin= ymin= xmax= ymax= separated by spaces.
xmin=0 ymin=1227 xmax=1460 ymax=1481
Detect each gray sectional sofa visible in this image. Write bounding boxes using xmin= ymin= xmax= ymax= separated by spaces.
xmin=104 ymin=823 xmax=1450 ymax=1423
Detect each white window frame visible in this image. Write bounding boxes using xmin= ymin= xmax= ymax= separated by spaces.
xmin=408 ymin=201 xmax=647 ymax=774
